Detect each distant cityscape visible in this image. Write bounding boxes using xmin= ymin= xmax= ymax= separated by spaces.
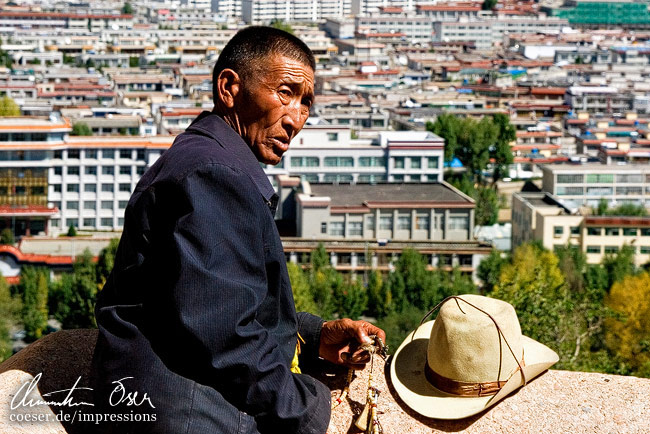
xmin=1 ymin=0 xmax=650 ymax=283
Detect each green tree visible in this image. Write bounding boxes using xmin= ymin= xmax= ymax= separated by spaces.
xmin=427 ymin=113 xmax=460 ymax=163
xmin=0 ymin=95 xmax=20 ymax=116
xmin=310 ymin=243 xmax=329 ymax=272
xmin=605 ymin=272 xmax=650 ymax=377
xmin=393 ymin=248 xmax=441 ymax=310
xmin=490 ymin=113 xmax=515 ymax=185
xmin=474 ymin=186 xmax=499 ymax=225
xmin=374 ymin=304 xmax=426 ymax=352
xmin=332 ymin=277 xmax=367 ymax=320
xmin=269 ymin=19 xmax=294 ymax=34
xmin=602 ymin=244 xmax=636 ymax=289
xmin=0 ymin=272 xmax=22 ymax=361
xmin=122 ymin=2 xmax=133 ymax=14
xmin=477 ymin=249 xmax=507 ymax=293
xmin=49 ymin=250 xmax=97 ymax=329
xmin=0 ymin=228 xmax=15 ymax=245
xmin=71 ymin=122 xmax=93 ymax=136
xmin=20 ymin=267 xmax=49 ymax=341
xmin=129 ymin=56 xmax=140 ymax=68
xmin=67 ymin=223 xmax=77 ymax=237
xmin=96 ymin=238 xmax=119 ymax=288
xmin=366 ymin=270 xmax=391 ymax=318
xmin=482 ymin=0 xmax=497 ymax=10
xmin=287 ymin=262 xmax=317 ymax=314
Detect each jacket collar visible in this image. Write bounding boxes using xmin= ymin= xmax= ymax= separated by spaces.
xmin=185 ymin=111 xmax=278 ymax=215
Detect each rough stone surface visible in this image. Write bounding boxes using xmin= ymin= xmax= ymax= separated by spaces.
xmin=2 ymin=330 xmax=650 ymax=434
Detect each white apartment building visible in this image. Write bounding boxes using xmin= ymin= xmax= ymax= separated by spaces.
xmin=242 ymin=0 xmax=351 ymax=23
xmin=264 ymin=125 xmax=445 ymax=184
xmin=355 ymin=15 xmax=434 ymax=45
xmin=512 ymin=192 xmax=650 ymax=266
xmin=212 ymin=0 xmax=243 ymax=18
xmin=0 ymin=116 xmax=173 ymax=237
xmin=541 ymin=164 xmax=650 ymax=209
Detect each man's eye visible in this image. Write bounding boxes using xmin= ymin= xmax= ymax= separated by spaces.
xmin=279 ymin=89 xmax=292 ymax=97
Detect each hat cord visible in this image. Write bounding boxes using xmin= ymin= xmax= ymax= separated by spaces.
xmin=417 ymin=295 xmax=527 ymax=387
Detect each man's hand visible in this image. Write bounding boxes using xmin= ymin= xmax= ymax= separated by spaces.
xmin=318 ymin=319 xmax=386 ymax=370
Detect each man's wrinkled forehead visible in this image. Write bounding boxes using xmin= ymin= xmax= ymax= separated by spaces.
xmin=247 ymin=52 xmax=314 ymax=83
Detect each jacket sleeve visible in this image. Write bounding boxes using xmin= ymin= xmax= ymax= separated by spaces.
xmin=150 ymin=162 xmax=330 ymax=434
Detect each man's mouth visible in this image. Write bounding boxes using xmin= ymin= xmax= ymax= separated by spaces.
xmin=270 ymin=137 xmax=290 ymax=153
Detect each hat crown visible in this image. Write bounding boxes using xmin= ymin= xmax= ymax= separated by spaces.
xmin=427 ymin=295 xmax=524 ymax=383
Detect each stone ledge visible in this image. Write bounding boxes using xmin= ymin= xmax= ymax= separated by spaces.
xmin=1 ymin=330 xmax=649 ymax=434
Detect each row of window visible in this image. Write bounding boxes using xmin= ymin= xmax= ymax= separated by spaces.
xmin=394 ymin=156 xmax=439 ymax=170
xmin=586 ymin=245 xmax=650 ymax=254
xmin=52 ymin=183 xmax=132 ymax=194
xmin=557 ymin=186 xmax=650 ymax=196
xmin=0 ymin=186 xmax=45 ymax=196
xmin=52 ymin=200 xmax=129 ymax=210
xmin=53 ymin=165 xmax=147 ymax=176
xmin=51 ymin=217 xmax=124 ymax=228
xmin=323 ymin=214 xmax=468 ymax=236
xmin=557 ymin=173 xmax=650 ymax=184
xmin=587 ymin=227 xmax=650 ymax=237
xmin=288 ymin=156 xmax=441 ymax=169
xmin=53 ymin=149 xmax=147 ymax=160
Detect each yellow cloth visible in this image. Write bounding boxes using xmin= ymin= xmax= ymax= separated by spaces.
xmin=290 ymin=333 xmax=306 ymax=374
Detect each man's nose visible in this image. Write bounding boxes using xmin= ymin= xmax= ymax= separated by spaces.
xmin=283 ymin=98 xmax=305 ymax=133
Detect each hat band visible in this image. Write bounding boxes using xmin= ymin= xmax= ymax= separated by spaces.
xmin=424 ymin=358 xmax=525 ymax=397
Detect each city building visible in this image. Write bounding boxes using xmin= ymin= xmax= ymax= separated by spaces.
xmin=541 ymin=163 xmax=650 ymax=209
xmin=512 ymin=191 xmax=650 ymax=266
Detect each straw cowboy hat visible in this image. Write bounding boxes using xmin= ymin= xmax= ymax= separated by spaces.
xmin=389 ymin=294 xmax=559 ymax=420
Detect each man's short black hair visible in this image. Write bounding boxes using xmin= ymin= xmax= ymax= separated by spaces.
xmin=212 ymin=26 xmax=315 ymax=106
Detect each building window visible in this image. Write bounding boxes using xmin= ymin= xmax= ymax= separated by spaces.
xmin=586 ymin=245 xmax=601 ymax=254
xmin=604 ymin=246 xmax=619 ymax=254
xmin=53 ymin=184 xmax=62 ymax=193
xmin=84 ymin=184 xmax=97 ymax=193
xmin=349 ymin=221 xmax=363 ymax=236
xmin=54 ymin=150 xmax=63 ymax=159
xmin=54 ymin=167 xmax=62 ymax=175
xmin=66 ymin=201 xmax=79 ymax=210
xmin=327 ymin=132 xmax=338 ymax=141
xmin=136 ymin=166 xmax=147 ymax=176
xmin=85 ymin=149 xmax=98 ymax=159
xmin=393 ymin=174 xmax=404 ymax=181
xmin=416 ymin=214 xmax=429 ymax=230
xmin=449 ymin=216 xmax=469 ymax=230
xmin=136 ymin=149 xmax=146 ymax=161
xmin=100 ymin=217 xmax=113 ymax=227
xmin=329 ymin=221 xmax=344 ymax=236
xmin=101 ymin=200 xmax=112 ymax=209
xmin=84 ymin=201 xmax=96 ymax=210
xmin=359 ymin=157 xmax=385 ymax=167
xmin=394 ymin=157 xmax=405 ymax=169
xmin=67 ymin=166 xmax=80 ymax=175
xmin=641 ymin=246 xmax=650 ymax=254
xmin=118 ymin=218 xmax=124 ymax=226
xmin=66 ymin=184 xmax=80 ymax=193
xmin=554 ymin=226 xmax=564 ymax=237
xmin=587 ymin=227 xmax=602 ymax=236
xmin=616 ymin=174 xmax=643 ymax=183
xmin=83 ymin=218 xmax=95 ymax=227
xmin=397 ymin=214 xmax=411 ymax=230
xmin=101 ymin=184 xmax=114 ymax=193
xmin=120 ymin=149 xmax=132 ymax=159
xmin=102 ymin=149 xmax=115 ymax=159
xmin=623 ymin=228 xmax=638 ymax=236
xmin=366 ymin=215 xmax=375 ymax=230
xmin=66 ymin=218 xmax=78 ymax=228
xmin=557 ymin=174 xmax=583 ymax=183
xmin=379 ymin=214 xmax=392 ymax=230
xmin=324 ymin=157 xmax=353 ymax=167
xmin=321 ymin=222 xmax=327 ymax=234
xmin=67 ymin=149 xmax=80 ymax=159
xmin=586 ymin=174 xmax=613 ymax=184
xmin=605 ymin=228 xmax=620 ymax=236
xmin=570 ymin=226 xmax=580 ymax=236
xmin=119 ymin=183 xmax=131 ymax=192
xmin=428 ymin=157 xmax=439 ymax=169
xmin=410 ymin=158 xmax=421 ymax=169
xmin=118 ymin=200 xmax=129 ymax=209
xmin=119 ymin=166 xmax=132 ymax=175
xmin=102 ymin=166 xmax=115 ymax=175
xmin=427 ymin=174 xmax=438 ymax=182
xmin=291 ymin=157 xmax=319 ymax=167
xmin=642 ymin=228 xmax=650 ymax=236
xmin=85 ymin=166 xmax=97 ymax=175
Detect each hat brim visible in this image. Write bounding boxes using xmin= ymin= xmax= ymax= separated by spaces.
xmin=389 ymin=319 xmax=559 ymax=420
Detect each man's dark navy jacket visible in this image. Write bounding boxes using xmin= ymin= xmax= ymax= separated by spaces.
xmin=91 ymin=111 xmax=331 ymax=433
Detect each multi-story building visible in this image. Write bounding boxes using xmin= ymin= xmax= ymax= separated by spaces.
xmin=565 ymin=86 xmax=635 ymax=114
xmin=541 ymin=163 xmax=650 ymax=209
xmin=242 ymin=0 xmax=351 ymax=23
xmin=512 ymin=191 xmax=650 ymax=266
xmin=0 ymin=116 xmax=173 ymax=237
xmin=264 ymin=126 xmax=444 ymax=184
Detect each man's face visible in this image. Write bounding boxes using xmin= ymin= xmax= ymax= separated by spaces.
xmin=236 ymin=56 xmax=315 ymax=165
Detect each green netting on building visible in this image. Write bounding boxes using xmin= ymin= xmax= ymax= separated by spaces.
xmin=549 ymin=1 xmax=650 ymax=25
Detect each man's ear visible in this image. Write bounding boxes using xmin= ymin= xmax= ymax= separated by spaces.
xmin=215 ymin=69 xmax=241 ymax=109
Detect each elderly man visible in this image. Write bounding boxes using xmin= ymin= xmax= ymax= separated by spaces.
xmin=91 ymin=26 xmax=385 ymax=434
